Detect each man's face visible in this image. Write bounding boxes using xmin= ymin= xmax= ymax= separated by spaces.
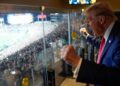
xmin=85 ymin=12 xmax=105 ymax=37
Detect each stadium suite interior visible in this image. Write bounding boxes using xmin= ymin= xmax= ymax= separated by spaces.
xmin=0 ymin=0 xmax=120 ymax=86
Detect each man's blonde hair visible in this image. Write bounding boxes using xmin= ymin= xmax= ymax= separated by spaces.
xmin=85 ymin=1 xmax=117 ymax=20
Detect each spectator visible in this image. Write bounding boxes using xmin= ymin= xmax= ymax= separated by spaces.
xmin=61 ymin=2 xmax=120 ymax=86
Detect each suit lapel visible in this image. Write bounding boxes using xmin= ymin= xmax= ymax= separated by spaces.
xmin=100 ymin=36 xmax=114 ymax=62
xmin=100 ymin=30 xmax=115 ymax=63
xmin=99 ymin=21 xmax=120 ymax=63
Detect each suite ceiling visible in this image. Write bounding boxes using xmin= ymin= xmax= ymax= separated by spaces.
xmin=0 ymin=0 xmax=119 ymax=13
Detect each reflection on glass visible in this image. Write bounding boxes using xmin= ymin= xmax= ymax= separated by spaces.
xmin=0 ymin=11 xmax=69 ymax=86
xmin=0 ymin=13 xmax=58 ymax=59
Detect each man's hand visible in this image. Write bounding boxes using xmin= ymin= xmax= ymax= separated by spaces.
xmin=80 ymin=28 xmax=89 ymax=38
xmin=61 ymin=45 xmax=80 ymax=67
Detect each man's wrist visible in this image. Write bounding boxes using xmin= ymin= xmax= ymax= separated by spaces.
xmin=74 ymin=57 xmax=82 ymax=68
xmin=73 ymin=58 xmax=83 ymax=78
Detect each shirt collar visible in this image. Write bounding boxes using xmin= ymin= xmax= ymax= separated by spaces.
xmin=103 ymin=21 xmax=115 ymax=43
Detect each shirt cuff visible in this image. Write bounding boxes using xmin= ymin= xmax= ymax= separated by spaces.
xmin=86 ymin=34 xmax=90 ymax=39
xmin=73 ymin=58 xmax=82 ymax=78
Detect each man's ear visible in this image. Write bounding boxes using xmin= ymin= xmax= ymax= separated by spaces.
xmin=98 ymin=16 xmax=105 ymax=25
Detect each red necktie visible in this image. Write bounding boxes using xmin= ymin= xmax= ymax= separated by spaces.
xmin=97 ymin=37 xmax=105 ymax=64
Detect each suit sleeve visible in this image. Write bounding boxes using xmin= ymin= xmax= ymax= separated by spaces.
xmin=76 ymin=59 xmax=120 ymax=86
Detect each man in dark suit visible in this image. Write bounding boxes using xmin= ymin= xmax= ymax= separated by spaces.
xmin=61 ymin=2 xmax=120 ymax=86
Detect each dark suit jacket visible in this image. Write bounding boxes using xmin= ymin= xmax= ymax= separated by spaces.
xmin=76 ymin=21 xmax=120 ymax=86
